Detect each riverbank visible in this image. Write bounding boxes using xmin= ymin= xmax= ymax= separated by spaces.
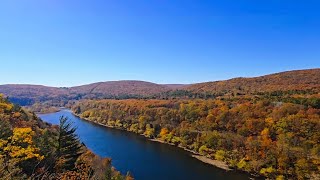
xmin=39 ymin=109 xmax=251 ymax=180
xmin=149 ymin=139 xmax=231 ymax=171
xmin=72 ymin=112 xmax=232 ymax=171
xmin=192 ymin=155 xmax=231 ymax=171
xmin=27 ymin=106 xmax=65 ymax=114
xmin=34 ymin=109 xmax=60 ymax=114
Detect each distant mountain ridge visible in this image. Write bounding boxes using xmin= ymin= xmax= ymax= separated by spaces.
xmin=0 ymin=81 xmax=185 ymax=105
xmin=0 ymin=68 xmax=319 ymax=105
xmin=184 ymin=68 xmax=320 ymax=94
xmin=70 ymin=80 xmax=174 ymax=96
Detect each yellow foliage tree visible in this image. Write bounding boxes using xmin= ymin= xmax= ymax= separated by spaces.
xmin=4 ymin=128 xmax=43 ymax=161
xmin=159 ymin=128 xmax=169 ymax=140
xmin=143 ymin=124 xmax=155 ymax=138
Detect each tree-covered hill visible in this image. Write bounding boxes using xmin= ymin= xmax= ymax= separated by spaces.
xmin=1 ymin=69 xmax=319 ymax=107
xmin=71 ymin=96 xmax=320 ymax=179
xmin=185 ymin=68 xmax=320 ymax=95
xmin=0 ymin=81 xmax=179 ymax=106
xmin=0 ymin=69 xmax=319 ymax=108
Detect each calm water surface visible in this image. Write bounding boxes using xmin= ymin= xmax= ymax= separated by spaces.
xmin=39 ymin=110 xmax=250 ymax=180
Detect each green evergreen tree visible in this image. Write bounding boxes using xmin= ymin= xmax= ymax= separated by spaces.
xmin=56 ymin=116 xmax=83 ymax=171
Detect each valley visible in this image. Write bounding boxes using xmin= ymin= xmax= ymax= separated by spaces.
xmin=1 ymin=69 xmax=319 ymax=179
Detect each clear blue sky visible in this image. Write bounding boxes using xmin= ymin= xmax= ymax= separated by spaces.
xmin=0 ymin=0 xmax=319 ymax=87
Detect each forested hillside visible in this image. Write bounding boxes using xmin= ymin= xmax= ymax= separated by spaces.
xmin=70 ymin=80 xmax=174 ymax=96
xmin=0 ymin=94 xmax=132 ymax=179
xmin=185 ymin=69 xmax=320 ymax=95
xmin=0 ymin=69 xmax=319 ymax=108
xmin=0 ymin=81 xmax=178 ymax=107
xmin=0 ymin=85 xmax=68 ymax=106
xmin=71 ymin=96 xmax=320 ymax=179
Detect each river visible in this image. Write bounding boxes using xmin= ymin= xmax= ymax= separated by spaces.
xmin=38 ymin=109 xmax=250 ymax=180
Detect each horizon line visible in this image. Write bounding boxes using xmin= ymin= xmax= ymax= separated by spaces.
xmin=0 ymin=68 xmax=318 ymax=88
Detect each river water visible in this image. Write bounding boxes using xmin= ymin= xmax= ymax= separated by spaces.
xmin=38 ymin=109 xmax=250 ymax=180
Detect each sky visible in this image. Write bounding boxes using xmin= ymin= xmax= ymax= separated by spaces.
xmin=0 ymin=0 xmax=319 ymax=87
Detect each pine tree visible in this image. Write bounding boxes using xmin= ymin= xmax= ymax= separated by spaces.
xmin=56 ymin=116 xmax=83 ymax=171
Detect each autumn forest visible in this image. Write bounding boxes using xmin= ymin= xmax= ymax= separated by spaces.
xmin=0 ymin=69 xmax=319 ymax=179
